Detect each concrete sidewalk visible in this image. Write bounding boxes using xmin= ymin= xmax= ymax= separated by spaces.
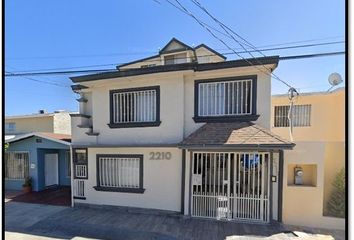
xmin=5 ymin=202 xmax=345 ymax=240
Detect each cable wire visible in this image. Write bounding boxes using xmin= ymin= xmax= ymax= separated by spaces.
xmin=6 ymin=71 xmax=70 ymax=88
xmin=4 ymin=51 xmax=344 ymax=77
xmin=189 ymin=0 xmax=295 ymax=89
xmin=166 ymin=0 xmax=294 ymax=88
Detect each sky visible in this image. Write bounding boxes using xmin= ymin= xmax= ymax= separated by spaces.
xmin=5 ymin=0 xmax=345 ymax=116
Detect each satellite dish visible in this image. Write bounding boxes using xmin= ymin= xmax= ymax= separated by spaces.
xmin=328 ymin=72 xmax=343 ymax=86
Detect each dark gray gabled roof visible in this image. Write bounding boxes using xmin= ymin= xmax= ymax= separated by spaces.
xmin=70 ymin=56 xmax=279 ymax=83
xmin=117 ymin=38 xmax=225 ymax=70
xmin=159 ymin=37 xmax=194 ymax=54
xmin=179 ymin=122 xmax=295 ymax=149
xmin=117 ymin=54 xmax=160 ymax=69
xmin=194 ymin=44 xmax=226 ymax=60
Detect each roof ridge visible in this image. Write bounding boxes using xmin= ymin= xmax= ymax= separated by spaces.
xmin=251 ymin=124 xmax=293 ymax=144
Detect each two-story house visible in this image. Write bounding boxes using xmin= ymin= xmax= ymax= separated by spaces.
xmin=69 ymin=38 xmax=294 ymax=223
xmin=5 ymin=110 xmax=73 ymax=192
xmin=271 ymin=88 xmax=345 ymax=229
xmin=5 ymin=110 xmax=72 ymax=137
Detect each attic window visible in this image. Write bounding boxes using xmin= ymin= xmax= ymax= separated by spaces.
xmin=164 ymin=53 xmax=187 ymax=65
xmin=141 ymin=64 xmax=156 ymax=68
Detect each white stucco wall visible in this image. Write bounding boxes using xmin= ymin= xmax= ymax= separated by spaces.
xmin=195 ymin=46 xmax=225 ymax=63
xmin=74 ymin=147 xmax=183 ymax=212
xmin=71 ymin=65 xmax=276 ymax=216
xmin=90 ymin=72 xmax=186 ymax=145
xmin=72 ymin=65 xmax=273 ymax=146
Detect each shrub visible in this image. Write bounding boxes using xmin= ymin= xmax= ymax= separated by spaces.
xmin=326 ymin=168 xmax=345 ymax=218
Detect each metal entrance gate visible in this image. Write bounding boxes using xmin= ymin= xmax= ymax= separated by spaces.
xmin=191 ymin=152 xmax=270 ymax=222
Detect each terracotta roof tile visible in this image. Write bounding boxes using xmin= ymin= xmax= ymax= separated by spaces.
xmin=180 ymin=122 xmax=293 ymax=148
xmin=37 ymin=132 xmax=71 ymax=142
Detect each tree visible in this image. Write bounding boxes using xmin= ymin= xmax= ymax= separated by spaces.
xmin=326 ymin=168 xmax=345 ymax=218
xmin=4 ymin=143 xmax=9 ymax=151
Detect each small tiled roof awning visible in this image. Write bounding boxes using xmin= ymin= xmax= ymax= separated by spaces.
xmin=37 ymin=132 xmax=71 ymax=142
xmin=5 ymin=132 xmax=71 ymax=145
xmin=179 ymin=122 xmax=294 ymax=150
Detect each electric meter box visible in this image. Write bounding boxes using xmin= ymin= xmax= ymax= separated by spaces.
xmin=294 ymin=166 xmax=303 ymax=185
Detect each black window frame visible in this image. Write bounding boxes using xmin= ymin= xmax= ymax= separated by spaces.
xmin=193 ymin=75 xmax=259 ymax=123
xmin=73 ymin=148 xmax=88 ymax=179
xmin=108 ymin=86 xmax=161 ymax=128
xmin=94 ymin=154 xmax=145 ymax=194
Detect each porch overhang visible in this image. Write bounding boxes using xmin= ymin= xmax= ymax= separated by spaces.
xmin=178 ymin=143 xmax=294 ymax=150
xmin=178 ymin=122 xmax=295 ymax=150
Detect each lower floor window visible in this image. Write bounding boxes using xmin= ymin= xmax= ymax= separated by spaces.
xmin=97 ymin=154 xmax=143 ymax=190
xmin=5 ymin=152 xmax=29 ymax=179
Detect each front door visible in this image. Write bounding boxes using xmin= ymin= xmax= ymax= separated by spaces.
xmin=45 ymin=153 xmax=59 ymax=187
xmin=191 ymin=152 xmax=270 ymax=222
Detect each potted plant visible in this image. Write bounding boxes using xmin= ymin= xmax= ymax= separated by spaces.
xmin=22 ymin=177 xmax=32 ymax=193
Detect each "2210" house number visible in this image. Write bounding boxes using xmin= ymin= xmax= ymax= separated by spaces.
xmin=149 ymin=152 xmax=172 ymax=160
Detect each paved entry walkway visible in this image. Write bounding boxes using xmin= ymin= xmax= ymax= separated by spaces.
xmin=6 ymin=187 xmax=71 ymax=206
xmin=5 ymin=202 xmax=344 ymax=240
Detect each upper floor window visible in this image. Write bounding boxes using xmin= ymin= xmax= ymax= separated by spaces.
xmin=274 ymin=104 xmax=311 ymax=127
xmin=5 ymin=122 xmax=16 ymax=133
xmin=164 ymin=53 xmax=187 ymax=65
xmin=194 ymin=76 xmax=258 ymax=122
xmin=109 ymin=86 xmax=161 ymax=128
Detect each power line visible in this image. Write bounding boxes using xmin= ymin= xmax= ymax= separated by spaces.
xmin=5 ymin=36 xmax=344 ymax=61
xmin=9 ymin=63 xmax=118 ymax=73
xmin=6 ymin=41 xmax=344 ymax=73
xmin=279 ymin=51 xmax=345 ymax=60
xmin=6 ymin=71 xmax=70 ymax=88
xmin=247 ymin=36 xmax=344 ymax=49
xmin=189 ymin=0 xmax=302 ymax=90
xmin=4 ymin=52 xmax=345 ymax=77
xmin=191 ymin=0 xmax=267 ymax=58
xmin=166 ymin=0 xmax=293 ymax=88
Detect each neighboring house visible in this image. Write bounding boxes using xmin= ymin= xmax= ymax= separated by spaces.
xmin=69 ymin=38 xmax=294 ymax=224
xmin=5 ymin=110 xmax=72 ymax=138
xmin=5 ymin=110 xmax=74 ymax=192
xmin=5 ymin=132 xmax=71 ymax=191
xmin=271 ymin=87 xmax=345 ymax=230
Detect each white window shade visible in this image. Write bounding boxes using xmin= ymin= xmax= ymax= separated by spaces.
xmin=198 ymin=79 xmax=253 ymax=117
xmin=112 ymin=89 xmax=157 ymax=123
xmin=5 ymin=152 xmax=29 ymax=179
xmin=98 ymin=156 xmax=141 ymax=189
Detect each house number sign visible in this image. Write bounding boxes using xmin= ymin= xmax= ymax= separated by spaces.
xmin=149 ymin=152 xmax=172 ymax=160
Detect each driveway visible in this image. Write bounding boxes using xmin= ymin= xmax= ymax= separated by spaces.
xmin=6 ymin=187 xmax=71 ymax=206
xmin=5 ymin=202 xmax=344 ymax=240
